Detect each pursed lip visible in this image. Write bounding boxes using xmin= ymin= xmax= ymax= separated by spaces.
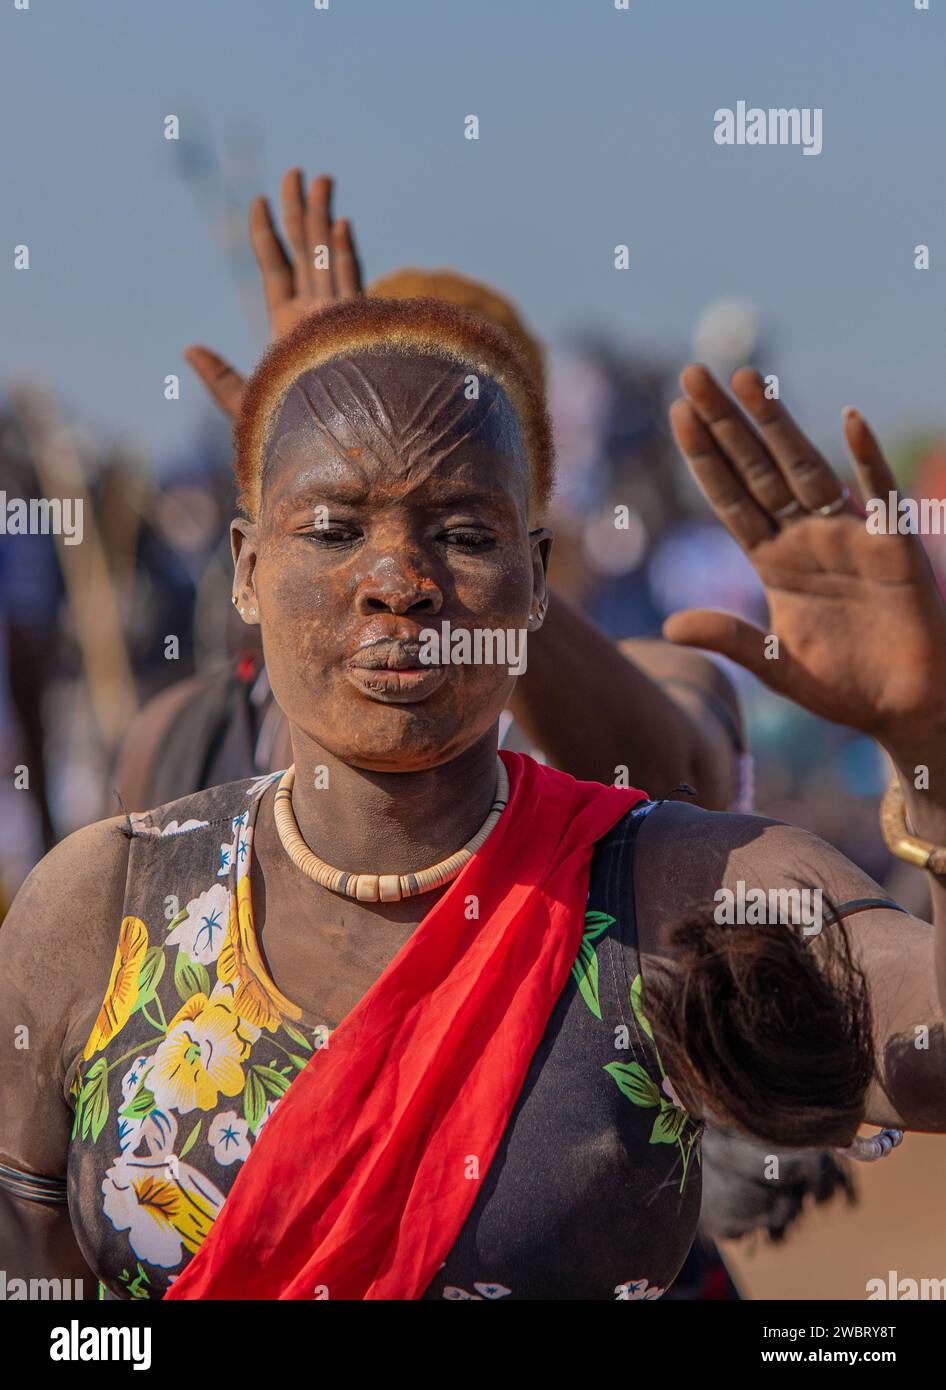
xmin=349 ymin=637 xmax=425 ymax=671
xmin=345 ymin=633 xmax=448 ymax=704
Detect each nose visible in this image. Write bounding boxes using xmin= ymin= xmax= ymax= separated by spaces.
xmin=354 ymin=553 xmax=444 ymax=618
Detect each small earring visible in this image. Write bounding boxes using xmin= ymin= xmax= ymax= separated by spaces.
xmin=248 ymin=607 xmax=257 ymax=618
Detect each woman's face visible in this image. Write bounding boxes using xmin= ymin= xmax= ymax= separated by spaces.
xmin=232 ymin=349 xmax=550 ymax=772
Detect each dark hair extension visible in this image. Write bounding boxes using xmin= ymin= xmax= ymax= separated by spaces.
xmin=643 ymin=899 xmax=875 ymax=1150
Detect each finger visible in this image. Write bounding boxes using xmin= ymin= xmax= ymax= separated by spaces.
xmin=669 ymin=398 xmax=775 ymax=551
xmin=249 ymin=197 xmax=294 ymax=323
xmin=842 ymin=407 xmax=898 ymax=507
xmin=729 ymin=366 xmax=850 ymax=512
xmin=332 ymin=218 xmax=362 ymax=298
xmin=183 ymin=346 xmax=246 ymax=421
xmin=663 ymin=610 xmax=787 ymax=692
xmin=279 ymin=167 xmax=314 ymax=293
xmin=679 ymin=364 xmax=796 ymax=519
xmin=305 ymin=174 xmax=335 ymax=301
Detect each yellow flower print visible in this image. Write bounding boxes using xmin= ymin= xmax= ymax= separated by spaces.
xmin=102 ymin=1151 xmax=225 ymax=1268
xmin=83 ymin=917 xmax=149 ymax=1060
xmin=147 ymin=991 xmax=253 ymax=1115
xmin=216 ymin=875 xmax=301 ymax=1031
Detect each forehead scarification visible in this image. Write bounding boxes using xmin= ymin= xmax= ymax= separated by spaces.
xmin=261 ymin=350 xmax=526 ymax=513
xmin=233 ymin=296 xmax=554 ymax=519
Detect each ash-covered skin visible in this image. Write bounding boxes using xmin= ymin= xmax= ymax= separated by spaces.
xmin=231 ymin=349 xmax=550 ymax=772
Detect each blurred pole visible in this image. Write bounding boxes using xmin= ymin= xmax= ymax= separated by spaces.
xmin=12 ymin=385 xmax=137 ymax=753
xmin=172 ymin=111 xmax=266 ymax=343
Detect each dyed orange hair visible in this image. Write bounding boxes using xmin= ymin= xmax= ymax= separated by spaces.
xmin=366 ymin=267 xmax=545 ymax=392
xmin=235 ymin=296 xmax=553 ymax=520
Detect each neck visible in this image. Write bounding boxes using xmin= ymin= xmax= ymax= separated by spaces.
xmin=281 ymin=726 xmax=503 ymax=875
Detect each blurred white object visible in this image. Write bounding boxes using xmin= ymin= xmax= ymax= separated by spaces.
xmin=583 ymin=506 xmax=647 ymax=577
xmin=692 ymin=298 xmax=762 ymax=376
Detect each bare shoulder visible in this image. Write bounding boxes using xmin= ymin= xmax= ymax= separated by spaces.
xmin=0 ymin=815 xmax=132 ymax=1163
xmin=2 ymin=813 xmax=132 ymax=1022
xmin=3 ymin=813 xmax=132 ymax=966
xmin=632 ymin=800 xmax=894 ymax=952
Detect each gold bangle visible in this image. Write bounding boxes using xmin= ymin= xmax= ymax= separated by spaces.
xmin=879 ymin=778 xmax=946 ymax=876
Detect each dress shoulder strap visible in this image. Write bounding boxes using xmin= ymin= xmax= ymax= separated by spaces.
xmin=586 ymin=799 xmax=659 ymax=953
xmin=585 ymin=800 xmax=662 ymax=1060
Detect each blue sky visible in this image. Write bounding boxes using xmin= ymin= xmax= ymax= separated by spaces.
xmin=2 ymin=0 xmax=944 ymax=470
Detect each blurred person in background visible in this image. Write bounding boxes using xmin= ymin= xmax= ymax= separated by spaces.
xmin=0 ymin=409 xmax=63 ymax=902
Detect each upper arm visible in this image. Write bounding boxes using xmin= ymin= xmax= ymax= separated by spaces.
xmin=111 ymin=675 xmax=206 ymax=810
xmin=632 ymin=801 xmax=946 ymax=1133
xmin=0 ymin=816 xmax=129 ymax=1280
xmin=618 ymin=640 xmax=744 ymax=809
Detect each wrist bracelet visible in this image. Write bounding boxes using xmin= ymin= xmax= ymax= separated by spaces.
xmin=837 ymin=1126 xmax=903 ymax=1163
xmin=880 ymin=778 xmax=946 ymax=875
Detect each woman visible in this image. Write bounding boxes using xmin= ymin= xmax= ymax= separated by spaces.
xmin=2 ymin=293 xmax=946 ymax=1301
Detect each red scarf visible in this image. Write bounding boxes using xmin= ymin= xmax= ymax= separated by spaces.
xmin=165 ymin=752 xmax=645 ymax=1300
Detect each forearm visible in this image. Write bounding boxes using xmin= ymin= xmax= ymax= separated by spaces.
xmin=510 ymin=593 xmax=735 ymax=806
xmin=885 ymin=734 xmax=946 ymax=1013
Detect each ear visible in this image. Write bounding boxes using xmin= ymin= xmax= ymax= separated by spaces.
xmin=527 ymin=526 xmax=553 ymax=630
xmin=231 ymin=516 xmax=261 ymax=625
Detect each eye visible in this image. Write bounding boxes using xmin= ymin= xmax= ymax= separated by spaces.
xmin=440 ymin=527 xmax=496 ymax=551
xmin=306 ymin=524 xmax=361 ymax=548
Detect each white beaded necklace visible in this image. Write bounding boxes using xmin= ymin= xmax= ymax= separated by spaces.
xmin=273 ymin=757 xmax=509 ymax=903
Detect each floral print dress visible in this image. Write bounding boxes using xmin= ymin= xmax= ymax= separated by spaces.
xmin=66 ymin=772 xmax=702 ymax=1300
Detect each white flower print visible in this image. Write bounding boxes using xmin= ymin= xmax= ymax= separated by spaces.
xmin=118 ymin=1056 xmax=178 ymax=1158
xmin=166 ymin=884 xmax=229 ymax=965
xmin=217 ymin=811 xmax=256 ymax=885
xmin=255 ymin=1097 xmax=280 ymax=1135
xmin=234 ymin=825 xmax=253 ymax=884
xmin=128 ymin=813 xmax=210 ymax=837
xmin=246 ymin=771 xmax=282 ymax=804
xmin=120 ymin=1056 xmax=152 ymax=1104
xmin=443 ymin=1282 xmax=511 ymax=1300
xmin=208 ymin=1110 xmax=251 ymax=1166
xmin=615 ymin=1279 xmax=666 ymax=1300
xmin=117 ymin=1105 xmax=177 ymax=1160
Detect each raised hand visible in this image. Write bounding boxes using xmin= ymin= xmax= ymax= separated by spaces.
xmin=664 ymin=365 xmax=946 ymax=751
xmin=184 ymin=169 xmax=362 ymax=420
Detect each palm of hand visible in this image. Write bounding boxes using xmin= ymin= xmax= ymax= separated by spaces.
xmin=753 ymin=514 xmax=946 ymax=738
xmin=186 ymin=169 xmax=361 ymax=421
xmin=667 ymin=365 xmax=946 ymax=749
xmin=270 ymin=297 xmax=321 ymax=342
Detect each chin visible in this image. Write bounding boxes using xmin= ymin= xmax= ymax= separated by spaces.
xmin=313 ymin=708 xmax=497 ymax=775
